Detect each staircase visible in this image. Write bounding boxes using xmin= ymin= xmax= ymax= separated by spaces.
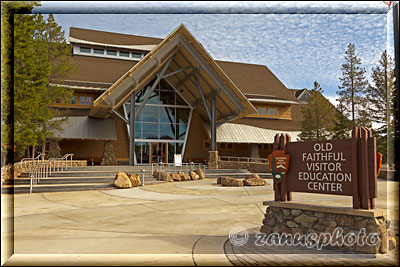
xmin=1 ymin=166 xmax=272 ymax=194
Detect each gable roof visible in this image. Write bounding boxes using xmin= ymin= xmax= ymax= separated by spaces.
xmin=89 ymin=24 xmax=256 ymax=125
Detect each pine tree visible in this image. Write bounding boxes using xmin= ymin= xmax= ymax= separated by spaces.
xmin=332 ymin=102 xmax=350 ymax=139
xmin=13 ymin=13 xmax=75 ymax=160
xmin=364 ymin=51 xmax=395 ymax=163
xmin=1 ymin=1 xmax=39 ymax=165
xmin=299 ymin=81 xmax=336 ymax=141
xmin=337 ymin=43 xmax=370 ymax=128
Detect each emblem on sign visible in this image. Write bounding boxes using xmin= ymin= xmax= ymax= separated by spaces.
xmin=268 ymin=150 xmax=290 ymax=184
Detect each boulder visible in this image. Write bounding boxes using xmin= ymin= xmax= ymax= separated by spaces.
xmin=217 ymin=176 xmax=230 ymax=184
xmin=189 ymin=171 xmax=200 ymax=180
xmin=171 ymin=173 xmax=182 ymax=181
xmin=159 ymin=171 xmax=172 ymax=182
xmin=245 ymin=173 xmax=260 ymax=180
xmin=127 ymin=173 xmax=141 ymax=187
xmin=194 ymin=169 xmax=205 ymax=179
xmin=114 ymin=172 xmax=132 ymax=188
xmin=178 ymin=171 xmax=191 ymax=181
xmin=243 ymin=177 xmax=266 ymax=186
xmin=153 ymin=170 xmax=160 ymax=178
xmin=221 ymin=177 xmax=243 ymax=187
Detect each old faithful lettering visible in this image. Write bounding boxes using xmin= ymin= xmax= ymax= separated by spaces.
xmin=298 ymin=142 xmax=351 ymax=193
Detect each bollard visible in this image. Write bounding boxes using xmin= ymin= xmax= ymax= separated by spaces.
xmin=140 ymin=169 xmax=146 ymax=186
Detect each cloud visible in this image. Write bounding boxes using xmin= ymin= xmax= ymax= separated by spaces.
xmin=46 ymin=10 xmax=388 ymax=98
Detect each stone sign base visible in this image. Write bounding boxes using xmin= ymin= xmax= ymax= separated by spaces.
xmin=260 ymin=201 xmax=391 ymax=254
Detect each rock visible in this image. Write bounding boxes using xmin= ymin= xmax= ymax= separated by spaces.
xmin=287 ymin=221 xmax=300 ymax=228
xmin=314 ymin=212 xmax=325 ymax=218
xmin=221 ymin=177 xmax=243 ymax=187
xmin=114 ymin=172 xmax=132 ymax=188
xmin=245 ymin=173 xmax=260 ymax=180
xmin=127 ymin=173 xmax=141 ymax=187
xmin=323 ymin=220 xmax=337 ymax=228
xmin=194 ymin=169 xmax=205 ymax=179
xmin=336 ymin=214 xmax=354 ymax=227
xmin=189 ymin=171 xmax=200 ymax=180
xmin=294 ymin=214 xmax=318 ymax=228
xmin=265 ymin=218 xmax=276 ymax=227
xmin=243 ymin=177 xmax=266 ymax=186
xmin=355 ymin=218 xmax=369 ymax=229
xmin=282 ymin=209 xmax=290 ymax=216
xmin=171 ymin=173 xmax=181 ymax=181
xmin=291 ymin=209 xmax=302 ymax=216
xmin=153 ymin=170 xmax=160 ymax=178
xmin=260 ymin=225 xmax=272 ymax=235
xmin=158 ymin=171 xmax=172 ymax=182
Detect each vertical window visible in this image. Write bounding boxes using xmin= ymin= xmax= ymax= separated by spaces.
xmin=258 ymin=107 xmax=267 ymax=115
xmin=268 ymin=108 xmax=277 ymax=116
xmin=86 ymin=96 xmax=92 ymax=105
xmin=80 ymin=47 xmax=91 ymax=53
xmin=79 ymin=96 xmax=85 ymax=105
xmin=71 ymin=96 xmax=77 ymax=104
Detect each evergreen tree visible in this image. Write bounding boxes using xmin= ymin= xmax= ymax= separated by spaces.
xmin=1 ymin=1 xmax=39 ymax=165
xmin=364 ymin=51 xmax=395 ymax=163
xmin=332 ymin=102 xmax=350 ymax=139
xmin=299 ymin=81 xmax=336 ymax=141
xmin=337 ymin=43 xmax=370 ymax=128
xmin=13 ymin=13 xmax=75 ymax=160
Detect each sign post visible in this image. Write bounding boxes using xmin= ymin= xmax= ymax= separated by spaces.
xmin=269 ymin=127 xmax=379 ymax=210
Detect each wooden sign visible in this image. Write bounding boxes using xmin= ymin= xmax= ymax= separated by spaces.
xmin=268 ymin=150 xmax=290 ymax=184
xmin=269 ymin=127 xmax=377 ymax=210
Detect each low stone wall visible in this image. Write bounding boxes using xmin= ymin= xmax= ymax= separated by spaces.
xmin=218 ymin=160 xmax=269 ymax=173
xmin=260 ymin=201 xmax=390 ymax=254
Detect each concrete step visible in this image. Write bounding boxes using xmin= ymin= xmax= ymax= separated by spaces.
xmin=1 ymin=183 xmax=116 ymax=194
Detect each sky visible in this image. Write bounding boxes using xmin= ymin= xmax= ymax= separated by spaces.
xmin=33 ymin=1 xmax=396 ymax=106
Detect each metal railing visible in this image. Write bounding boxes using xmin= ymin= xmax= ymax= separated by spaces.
xmin=219 ymin=156 xmax=269 ymax=164
xmin=29 ymin=154 xmax=74 ymax=194
xmin=151 ymin=162 xmax=206 ymax=181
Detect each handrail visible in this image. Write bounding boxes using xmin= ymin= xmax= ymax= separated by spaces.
xmin=219 ymin=156 xmax=269 ymax=164
xmin=29 ymin=154 xmax=74 ymax=194
xmin=151 ymin=162 xmax=206 ymax=181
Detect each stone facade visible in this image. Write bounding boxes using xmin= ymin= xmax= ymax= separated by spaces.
xmin=46 ymin=139 xmax=62 ymax=159
xmin=208 ymin=151 xmax=219 ymax=169
xmin=260 ymin=204 xmax=390 ymax=254
xmin=100 ymin=140 xmax=117 ymax=165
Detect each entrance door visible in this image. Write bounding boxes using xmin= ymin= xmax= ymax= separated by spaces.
xmin=150 ymin=142 xmax=167 ymax=164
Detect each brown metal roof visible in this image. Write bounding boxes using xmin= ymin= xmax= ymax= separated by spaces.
xmin=70 ymin=27 xmax=163 ymax=46
xmin=216 ymin=60 xmax=299 ymax=102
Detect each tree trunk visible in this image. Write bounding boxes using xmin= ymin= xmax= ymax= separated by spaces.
xmin=41 ymin=140 xmax=46 ymax=160
xmin=32 ymin=146 xmax=36 ymax=158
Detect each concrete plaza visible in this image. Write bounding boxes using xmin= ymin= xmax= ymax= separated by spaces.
xmin=1 ymin=178 xmax=399 ymax=266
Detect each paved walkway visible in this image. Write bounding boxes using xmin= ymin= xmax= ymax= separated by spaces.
xmin=1 ymin=179 xmax=398 ymax=266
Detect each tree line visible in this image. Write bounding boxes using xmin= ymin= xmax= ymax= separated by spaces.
xmin=300 ymin=43 xmax=397 ymax=164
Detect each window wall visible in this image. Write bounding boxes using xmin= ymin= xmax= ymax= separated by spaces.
xmin=124 ymin=81 xmax=192 ymax=164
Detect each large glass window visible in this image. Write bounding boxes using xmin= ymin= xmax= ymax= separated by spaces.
xmin=124 ymin=84 xmax=191 ymax=164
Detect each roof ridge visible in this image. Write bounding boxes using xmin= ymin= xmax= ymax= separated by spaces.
xmin=69 ymin=27 xmax=164 ymax=41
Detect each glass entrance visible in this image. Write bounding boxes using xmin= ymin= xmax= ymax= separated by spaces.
xmin=150 ymin=142 xmax=167 ymax=163
xmin=123 ymin=79 xmax=192 ymax=165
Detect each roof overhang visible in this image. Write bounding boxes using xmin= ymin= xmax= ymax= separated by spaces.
xmin=216 ymin=123 xmax=300 ymax=144
xmin=89 ymin=24 xmax=256 ymax=125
